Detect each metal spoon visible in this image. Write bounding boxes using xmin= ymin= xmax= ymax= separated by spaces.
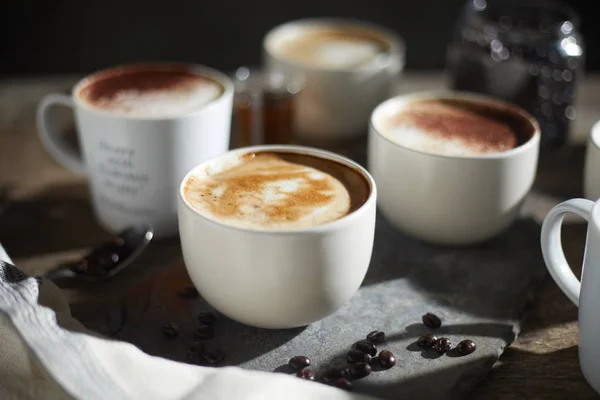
xmin=45 ymin=225 xmax=154 ymax=282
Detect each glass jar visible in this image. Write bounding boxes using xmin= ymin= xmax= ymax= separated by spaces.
xmin=446 ymin=0 xmax=584 ymax=150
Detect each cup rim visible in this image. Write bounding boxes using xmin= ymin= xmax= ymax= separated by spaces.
xmin=263 ymin=18 xmax=406 ymax=74
xmin=370 ymin=90 xmax=541 ymax=160
xmin=71 ymin=62 xmax=234 ymax=120
xmin=178 ymin=144 xmax=377 ymax=235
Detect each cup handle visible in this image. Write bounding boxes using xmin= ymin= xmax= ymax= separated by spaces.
xmin=540 ymin=198 xmax=594 ymax=306
xmin=36 ymin=93 xmax=86 ymax=175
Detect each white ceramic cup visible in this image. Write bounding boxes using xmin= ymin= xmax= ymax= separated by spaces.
xmin=178 ymin=145 xmax=377 ymax=329
xmin=584 ymin=120 xmax=600 ymax=200
xmin=37 ymin=63 xmax=234 ymax=238
xmin=263 ymin=18 xmax=405 ymax=144
xmin=368 ymin=91 xmax=540 ymax=245
xmin=541 ymin=198 xmax=600 ymax=394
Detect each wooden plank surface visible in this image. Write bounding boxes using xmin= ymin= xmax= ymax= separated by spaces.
xmin=0 ymin=72 xmax=599 ymax=399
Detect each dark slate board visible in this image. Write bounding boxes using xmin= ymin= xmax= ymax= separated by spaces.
xmin=113 ymin=212 xmax=546 ymax=400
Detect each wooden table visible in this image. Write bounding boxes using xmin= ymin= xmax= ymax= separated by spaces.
xmin=1 ymin=72 xmax=599 ymax=399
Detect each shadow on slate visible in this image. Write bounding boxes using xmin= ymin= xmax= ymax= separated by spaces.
xmin=110 ymin=286 xmax=307 ymax=367
xmin=119 ymin=211 xmax=545 ymax=400
xmin=0 ymin=182 xmax=107 ymax=258
xmin=365 ymin=214 xmax=545 ymax=319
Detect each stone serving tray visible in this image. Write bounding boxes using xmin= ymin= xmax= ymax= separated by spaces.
xmin=104 ymin=213 xmax=545 ymax=400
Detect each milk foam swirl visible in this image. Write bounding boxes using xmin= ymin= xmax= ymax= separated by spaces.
xmin=183 ymin=152 xmax=358 ymax=229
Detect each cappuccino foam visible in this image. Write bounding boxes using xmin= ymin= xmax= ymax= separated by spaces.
xmin=78 ymin=67 xmax=223 ymax=117
xmin=380 ymin=100 xmax=519 ymax=156
xmin=273 ymin=29 xmax=388 ymax=69
xmin=183 ymin=152 xmax=369 ymax=229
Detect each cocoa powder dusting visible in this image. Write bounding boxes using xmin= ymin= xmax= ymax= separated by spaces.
xmin=394 ymin=101 xmax=519 ymax=153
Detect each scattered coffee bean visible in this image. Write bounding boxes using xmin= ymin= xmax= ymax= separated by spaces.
xmin=422 ymin=312 xmax=442 ymax=329
xmin=178 ymin=285 xmax=199 ymax=299
xmin=378 ymin=350 xmax=396 ymax=369
xmin=111 ymin=236 xmax=125 ymax=247
xmin=200 ymin=349 xmax=225 ymax=366
xmin=333 ymin=378 xmax=353 ymax=391
xmin=349 ymin=362 xmax=372 ymax=380
xmin=366 ymin=330 xmax=386 ymax=344
xmin=417 ymin=333 xmax=438 ymax=348
xmin=186 ymin=341 xmax=206 ymax=363
xmin=189 ymin=341 xmax=206 ymax=354
xmin=456 ymin=339 xmax=477 ymax=356
xmin=197 ymin=312 xmax=216 ymax=326
xmin=321 ymin=368 xmax=350 ymax=383
xmin=346 ymin=349 xmax=372 ymax=364
xmin=193 ymin=326 xmax=215 ymax=340
xmin=296 ymin=368 xmax=315 ymax=380
xmin=434 ymin=337 xmax=452 ymax=354
xmin=162 ymin=322 xmax=180 ymax=339
xmin=186 ymin=351 xmax=198 ymax=364
xmin=354 ymin=340 xmax=377 ymax=357
xmin=321 ymin=368 xmax=343 ymax=383
xmin=288 ymin=355 xmax=311 ymax=371
xmin=340 ymin=367 xmax=352 ymax=379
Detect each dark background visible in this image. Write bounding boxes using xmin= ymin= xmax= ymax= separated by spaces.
xmin=0 ymin=0 xmax=598 ymax=76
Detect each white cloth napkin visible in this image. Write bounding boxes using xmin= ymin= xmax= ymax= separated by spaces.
xmin=0 ymin=244 xmax=374 ymax=400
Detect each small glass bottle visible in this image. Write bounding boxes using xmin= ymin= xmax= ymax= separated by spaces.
xmin=231 ymin=67 xmax=304 ymax=148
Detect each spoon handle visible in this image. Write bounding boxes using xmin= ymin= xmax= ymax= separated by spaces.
xmin=45 ymin=225 xmax=153 ymax=282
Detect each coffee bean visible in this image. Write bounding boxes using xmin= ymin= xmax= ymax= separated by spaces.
xmin=340 ymin=367 xmax=352 ymax=379
xmin=417 ymin=333 xmax=438 ymax=348
xmin=201 ymin=349 xmax=225 ymax=365
xmin=296 ymin=369 xmax=315 ymax=380
xmin=178 ymin=285 xmax=199 ymax=299
xmin=321 ymin=368 xmax=350 ymax=383
xmin=288 ymin=355 xmax=311 ymax=371
xmin=321 ymin=368 xmax=342 ymax=383
xmin=366 ymin=330 xmax=386 ymax=344
xmin=111 ymin=236 xmax=125 ymax=247
xmin=422 ymin=312 xmax=442 ymax=329
xmin=378 ymin=350 xmax=396 ymax=369
xmin=456 ymin=339 xmax=476 ymax=356
xmin=162 ymin=322 xmax=180 ymax=339
xmin=193 ymin=326 xmax=214 ymax=340
xmin=354 ymin=340 xmax=377 ymax=356
xmin=197 ymin=312 xmax=216 ymax=326
xmin=349 ymin=362 xmax=372 ymax=380
xmin=346 ymin=349 xmax=372 ymax=364
xmin=186 ymin=350 xmax=199 ymax=364
xmin=333 ymin=378 xmax=353 ymax=391
xmin=189 ymin=341 xmax=206 ymax=354
xmin=434 ymin=337 xmax=452 ymax=354
xmin=186 ymin=341 xmax=206 ymax=364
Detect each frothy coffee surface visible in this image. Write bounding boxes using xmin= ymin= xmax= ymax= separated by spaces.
xmin=183 ymin=152 xmax=370 ymax=229
xmin=273 ymin=29 xmax=389 ymax=69
xmin=78 ymin=66 xmax=223 ymax=117
xmin=380 ymin=99 xmax=519 ymax=156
